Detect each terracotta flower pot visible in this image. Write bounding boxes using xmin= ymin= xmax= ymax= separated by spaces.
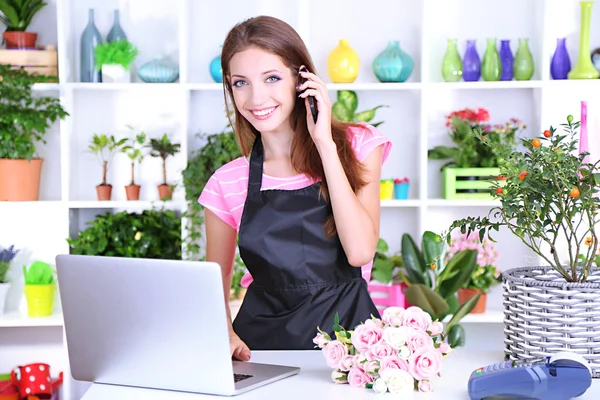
xmin=125 ymin=184 xmax=141 ymax=200
xmin=96 ymin=185 xmax=112 ymax=201
xmin=0 ymin=158 xmax=43 ymax=201
xmin=157 ymin=184 xmax=173 ymax=200
xmin=458 ymin=288 xmax=487 ymax=314
xmin=2 ymin=31 xmax=38 ymax=49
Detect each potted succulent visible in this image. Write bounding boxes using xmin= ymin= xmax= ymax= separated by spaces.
xmin=446 ymin=112 xmax=600 ymax=375
xmin=0 ymin=245 xmax=18 ymax=315
xmin=331 ymin=90 xmax=387 ymax=127
xmin=428 ymin=107 xmax=523 ymax=199
xmin=88 ymin=133 xmax=127 ymax=201
xmin=121 ymin=126 xmax=147 ymax=200
xmin=0 ymin=65 xmax=68 ymax=201
xmin=23 ymin=260 xmax=56 ymax=317
xmin=148 ymin=133 xmax=181 ymax=200
xmin=0 ymin=0 xmax=47 ymax=48
xmin=446 ymin=232 xmax=502 ymax=313
xmin=94 ymin=39 xmax=139 ymax=83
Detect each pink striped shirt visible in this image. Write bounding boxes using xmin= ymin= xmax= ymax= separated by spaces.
xmin=198 ymin=123 xmax=392 ymax=283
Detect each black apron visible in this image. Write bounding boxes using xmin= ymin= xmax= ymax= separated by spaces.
xmin=232 ymin=135 xmax=380 ymax=350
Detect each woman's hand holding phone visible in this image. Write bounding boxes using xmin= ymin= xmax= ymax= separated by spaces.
xmin=297 ymin=66 xmax=334 ymax=147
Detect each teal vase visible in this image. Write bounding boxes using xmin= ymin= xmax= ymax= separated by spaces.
xmin=107 ymin=10 xmax=127 ymax=42
xmin=372 ymin=40 xmax=414 ymax=82
xmin=481 ymin=38 xmax=501 ymax=81
xmin=210 ymin=46 xmax=223 ymax=83
xmin=441 ymin=39 xmax=463 ymax=82
xmin=513 ymin=38 xmax=534 ymax=80
xmin=80 ymin=8 xmax=103 ymax=82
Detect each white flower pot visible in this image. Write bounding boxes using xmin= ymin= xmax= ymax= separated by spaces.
xmin=101 ymin=64 xmax=131 ymax=83
xmin=0 ymin=282 xmax=10 ymax=315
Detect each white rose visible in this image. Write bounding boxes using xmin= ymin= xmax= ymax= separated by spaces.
xmin=372 ymin=378 xmax=388 ymax=394
xmin=380 ymin=368 xmax=414 ymax=394
xmin=383 ymin=326 xmax=410 ymax=349
xmin=398 ymin=345 xmax=412 ymax=360
xmin=331 ymin=370 xmax=348 ymax=384
xmin=428 ymin=321 xmax=444 ymax=336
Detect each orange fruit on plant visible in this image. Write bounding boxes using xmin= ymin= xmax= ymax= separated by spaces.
xmin=532 ymin=139 xmax=541 ymax=148
xmin=543 ymin=130 xmax=551 ymax=138
xmin=496 ymin=187 xmax=503 ymax=194
xmin=570 ymin=187 xmax=580 ymax=198
xmin=519 ymin=171 xmax=527 ymax=180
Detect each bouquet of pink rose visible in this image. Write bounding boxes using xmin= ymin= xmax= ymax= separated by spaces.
xmin=313 ymin=306 xmax=452 ymax=394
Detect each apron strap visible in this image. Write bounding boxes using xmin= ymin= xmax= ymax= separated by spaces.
xmin=247 ymin=135 xmax=264 ymax=196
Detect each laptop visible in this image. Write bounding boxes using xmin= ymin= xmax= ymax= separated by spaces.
xmin=55 ymin=254 xmax=300 ymax=396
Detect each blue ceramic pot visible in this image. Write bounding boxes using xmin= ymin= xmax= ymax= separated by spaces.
xmin=372 ymin=40 xmax=414 ymax=82
xmin=138 ymin=56 xmax=179 ymax=83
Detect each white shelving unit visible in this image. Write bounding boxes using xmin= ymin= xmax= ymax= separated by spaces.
xmin=2 ymin=0 xmax=599 ymax=398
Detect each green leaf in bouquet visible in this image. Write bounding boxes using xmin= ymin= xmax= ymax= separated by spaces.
xmin=447 ymin=324 xmax=466 ymax=348
xmin=445 ymin=292 xmax=482 ymax=334
xmin=337 ymin=90 xmax=358 ymax=115
xmin=404 ymin=284 xmax=449 ymax=319
xmin=334 ymin=312 xmax=340 ymax=326
xmin=401 ymin=233 xmax=429 ymax=286
xmin=437 ymin=249 xmax=478 ymax=299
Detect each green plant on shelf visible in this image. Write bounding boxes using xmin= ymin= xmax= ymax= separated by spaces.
xmin=0 ymin=245 xmax=19 ymax=283
xmin=23 ymin=261 xmax=55 ymax=285
xmin=0 ymin=0 xmax=47 ymax=32
xmin=121 ymin=126 xmax=147 ymax=186
xmin=94 ymin=39 xmax=139 ymax=70
xmin=67 ymin=208 xmax=182 ymax=259
xmin=147 ymin=133 xmax=181 ymax=187
xmin=88 ymin=133 xmax=127 ymax=187
xmin=331 ymin=90 xmax=386 ymax=127
xmin=371 ymin=238 xmax=403 ymax=284
xmin=0 ymin=65 xmax=68 ymax=161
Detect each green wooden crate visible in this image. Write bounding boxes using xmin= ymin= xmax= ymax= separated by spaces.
xmin=443 ymin=167 xmax=501 ymax=200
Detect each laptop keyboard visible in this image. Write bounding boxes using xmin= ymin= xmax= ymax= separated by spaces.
xmin=234 ymin=373 xmax=254 ymax=383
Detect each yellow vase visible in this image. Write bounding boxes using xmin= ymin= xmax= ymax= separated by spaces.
xmin=380 ymin=180 xmax=394 ymax=200
xmin=24 ymin=284 xmax=55 ymax=317
xmin=327 ymin=39 xmax=360 ymax=83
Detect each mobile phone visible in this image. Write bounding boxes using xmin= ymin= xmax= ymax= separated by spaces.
xmin=299 ymin=66 xmax=318 ymax=124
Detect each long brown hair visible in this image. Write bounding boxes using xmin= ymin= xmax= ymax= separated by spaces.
xmin=221 ymin=15 xmax=367 ymax=237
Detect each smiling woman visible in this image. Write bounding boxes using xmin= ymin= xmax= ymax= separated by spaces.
xmin=198 ymin=15 xmax=392 ymax=359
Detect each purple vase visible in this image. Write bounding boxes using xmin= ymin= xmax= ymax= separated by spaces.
xmin=499 ymin=40 xmax=514 ymax=81
xmin=550 ymin=38 xmax=571 ymax=80
xmin=462 ymin=40 xmax=481 ymax=81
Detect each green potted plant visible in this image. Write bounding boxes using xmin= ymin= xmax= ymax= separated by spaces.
xmin=0 ymin=245 xmax=18 ymax=315
xmin=148 ymin=133 xmax=181 ymax=200
xmin=121 ymin=126 xmax=147 ymax=201
xmin=23 ymin=260 xmax=56 ymax=317
xmin=446 ymin=114 xmax=600 ymax=375
xmin=445 ymin=232 xmax=502 ymax=313
xmin=88 ymin=133 xmax=127 ymax=201
xmin=331 ymin=90 xmax=386 ymax=127
xmin=0 ymin=65 xmax=68 ymax=201
xmin=94 ymin=39 xmax=139 ymax=83
xmin=428 ymin=107 xmax=523 ymax=199
xmin=0 ymin=0 xmax=47 ymax=48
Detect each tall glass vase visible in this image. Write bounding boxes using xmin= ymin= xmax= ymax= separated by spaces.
xmin=568 ymin=1 xmax=599 ymax=79
xmin=481 ymin=38 xmax=501 ymax=81
xmin=107 ymin=10 xmax=127 ymax=42
xmin=441 ymin=39 xmax=463 ymax=82
xmin=513 ymin=38 xmax=534 ymax=80
xmin=462 ymin=40 xmax=480 ymax=82
xmin=551 ymin=38 xmax=571 ymax=80
xmin=80 ymin=9 xmax=103 ymax=82
xmin=499 ymin=40 xmax=514 ymax=81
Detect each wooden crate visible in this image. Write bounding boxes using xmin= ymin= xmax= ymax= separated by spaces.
xmin=443 ymin=167 xmax=502 ymax=200
xmin=0 ymin=45 xmax=58 ymax=79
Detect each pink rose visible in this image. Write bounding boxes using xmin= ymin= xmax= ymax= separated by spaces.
xmin=353 ymin=354 xmax=367 ymax=371
xmin=407 ymin=330 xmax=434 ymax=352
xmin=347 ymin=367 xmax=373 ymax=388
xmin=363 ymin=360 xmax=380 ymax=376
xmin=382 ymin=306 xmax=405 ymax=327
xmin=379 ymin=355 xmax=409 ymax=373
xmin=338 ymin=355 xmax=354 ymax=372
xmin=428 ymin=321 xmax=444 ymax=336
xmin=409 ymin=347 xmax=443 ymax=381
xmin=331 ymin=370 xmax=348 ymax=384
xmin=364 ymin=341 xmax=396 ymax=361
xmin=323 ymin=340 xmax=348 ymax=369
xmin=351 ymin=321 xmax=384 ymax=353
xmin=313 ymin=333 xmax=328 ymax=348
xmin=418 ymin=380 xmax=432 ymax=392
xmin=438 ymin=342 xmax=451 ymax=355
xmin=402 ymin=306 xmax=432 ymax=331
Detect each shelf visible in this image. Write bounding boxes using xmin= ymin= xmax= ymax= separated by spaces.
xmin=427 ymin=80 xmax=543 ymax=90
xmin=0 ymin=311 xmax=63 ymax=328
xmin=455 ymin=310 xmax=504 ymax=324
xmin=32 ymin=83 xmax=60 ymax=91
xmin=67 ymin=82 xmax=182 ymax=91
xmin=381 ymin=199 xmax=422 ymax=207
xmin=68 ymin=200 xmax=188 ymax=209
xmin=427 ymin=199 xmax=501 ymax=207
xmin=326 ymin=82 xmax=423 ymax=91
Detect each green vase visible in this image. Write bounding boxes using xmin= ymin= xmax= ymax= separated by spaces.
xmin=513 ymin=38 xmax=534 ymax=80
xmin=481 ymin=38 xmax=501 ymax=81
xmin=441 ymin=39 xmax=463 ymax=82
xmin=569 ymin=1 xmax=599 ymax=79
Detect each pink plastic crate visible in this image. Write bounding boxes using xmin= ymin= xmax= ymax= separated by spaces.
xmin=368 ymin=282 xmax=410 ymax=312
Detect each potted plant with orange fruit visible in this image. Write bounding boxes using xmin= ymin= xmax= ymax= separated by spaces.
xmin=446 ymin=114 xmax=600 ymax=376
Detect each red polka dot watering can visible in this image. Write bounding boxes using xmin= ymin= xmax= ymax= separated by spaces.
xmin=10 ymin=363 xmax=63 ymax=399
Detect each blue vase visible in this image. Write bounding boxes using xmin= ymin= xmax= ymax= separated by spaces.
xmin=107 ymin=10 xmax=127 ymax=42
xmin=499 ymin=40 xmax=514 ymax=81
xmin=551 ymin=38 xmax=571 ymax=80
xmin=138 ymin=56 xmax=179 ymax=83
xmin=80 ymin=9 xmax=103 ymax=82
xmin=462 ymin=40 xmax=481 ymax=82
xmin=372 ymin=40 xmax=414 ymax=82
xmin=210 ymin=46 xmax=223 ymax=83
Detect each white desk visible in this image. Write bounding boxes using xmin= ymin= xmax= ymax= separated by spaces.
xmin=82 ymin=350 xmax=600 ymax=399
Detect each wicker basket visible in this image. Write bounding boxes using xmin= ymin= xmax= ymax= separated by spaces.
xmin=503 ymin=266 xmax=600 ymax=377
